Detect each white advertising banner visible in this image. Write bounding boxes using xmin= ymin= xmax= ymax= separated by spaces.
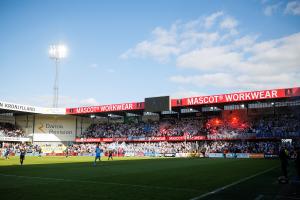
xmin=0 ymin=101 xmax=37 ymax=113
xmin=33 ymin=115 xmax=76 ymax=142
xmin=0 ymin=101 xmax=66 ymax=115
xmin=35 ymin=107 xmax=66 ymax=115
xmin=0 ymin=137 xmax=30 ymax=142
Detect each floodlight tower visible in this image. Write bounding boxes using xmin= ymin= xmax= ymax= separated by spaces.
xmin=49 ymin=44 xmax=67 ymax=108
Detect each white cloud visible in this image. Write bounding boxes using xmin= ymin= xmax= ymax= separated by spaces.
xmin=152 ymin=27 xmax=177 ymax=45
xmin=220 ymin=16 xmax=238 ymax=29
xmin=232 ymin=35 xmax=258 ymax=48
xmin=176 ymin=46 xmax=242 ymax=71
xmin=176 ymin=32 xmax=300 ymax=74
xmin=120 ymin=11 xmax=236 ymax=62
xmin=120 ymin=41 xmax=180 ymax=62
xmin=203 ymin=11 xmax=224 ymax=29
xmin=264 ymin=3 xmax=281 ymax=16
xmin=170 ymin=72 xmax=300 ymax=91
xmin=121 ymin=12 xmax=300 ymax=92
xmin=120 ymin=25 xmax=180 ymax=62
xmin=179 ymin=32 xmax=220 ymax=49
xmin=285 ymin=1 xmax=300 ymax=15
xmin=173 ymin=24 xmax=300 ymax=91
xmin=244 ymin=33 xmax=300 ymax=74
xmin=170 ymin=73 xmax=237 ymax=88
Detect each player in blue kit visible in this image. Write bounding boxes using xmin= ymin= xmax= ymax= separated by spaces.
xmin=94 ymin=144 xmax=101 ymax=166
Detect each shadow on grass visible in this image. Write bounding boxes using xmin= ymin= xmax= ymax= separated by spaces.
xmin=0 ymin=158 xmax=284 ymax=200
xmin=0 ymin=156 xmax=203 ymax=167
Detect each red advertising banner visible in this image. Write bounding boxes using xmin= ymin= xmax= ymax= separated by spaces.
xmin=67 ymin=87 xmax=300 ymax=114
xmin=168 ymin=136 xmax=185 ymax=141
xmin=66 ymin=102 xmax=144 ymax=114
xmin=171 ymin=87 xmax=300 ymax=107
xmin=75 ymin=135 xmax=285 ymax=143
xmin=75 ymin=136 xmax=206 ymax=143
xmin=147 ymin=136 xmax=166 ymax=141
xmin=189 ymin=136 xmax=206 ymax=140
xmin=75 ymin=138 xmax=102 ymax=142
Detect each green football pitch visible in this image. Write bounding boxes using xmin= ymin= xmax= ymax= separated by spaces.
xmin=0 ymin=156 xmax=294 ymax=200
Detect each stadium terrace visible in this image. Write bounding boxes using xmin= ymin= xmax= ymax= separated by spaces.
xmin=0 ymin=86 xmax=299 ymax=149
xmin=1 ymin=86 xmax=300 ymax=200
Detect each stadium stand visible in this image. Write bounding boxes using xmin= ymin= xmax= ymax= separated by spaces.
xmin=80 ymin=114 xmax=300 ymax=140
xmin=0 ymin=122 xmax=24 ymax=137
xmin=0 ymin=87 xmax=300 ymax=157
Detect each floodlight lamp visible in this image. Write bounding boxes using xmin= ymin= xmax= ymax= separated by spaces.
xmin=57 ymin=44 xmax=67 ymax=58
xmin=49 ymin=44 xmax=68 ymax=59
xmin=48 ymin=43 xmax=68 ymax=108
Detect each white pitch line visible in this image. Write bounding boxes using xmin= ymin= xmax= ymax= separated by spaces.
xmin=189 ymin=167 xmax=276 ymax=200
xmin=0 ymin=173 xmax=197 ymax=192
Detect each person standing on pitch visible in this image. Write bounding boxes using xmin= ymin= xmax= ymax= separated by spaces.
xmin=20 ymin=147 xmax=26 ymax=165
xmin=295 ymin=147 xmax=300 ymax=179
xmin=108 ymin=150 xmax=113 ymax=160
xmin=4 ymin=147 xmax=10 ymax=159
xmin=65 ymin=146 xmax=69 ymax=158
xmin=94 ymin=144 xmax=101 ymax=166
xmin=279 ymin=146 xmax=289 ymax=178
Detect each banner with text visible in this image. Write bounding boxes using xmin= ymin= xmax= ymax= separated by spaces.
xmin=0 ymin=101 xmax=65 ymax=115
xmin=171 ymin=87 xmax=300 ymax=107
xmin=33 ymin=115 xmax=76 ymax=141
xmin=0 ymin=137 xmax=30 ymax=142
xmin=66 ymin=102 xmax=144 ymax=114
xmin=75 ymin=135 xmax=206 ymax=143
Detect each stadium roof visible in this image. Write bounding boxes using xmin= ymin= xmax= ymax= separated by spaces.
xmin=1 ymin=86 xmax=300 ymax=116
xmin=66 ymin=87 xmax=300 ymax=116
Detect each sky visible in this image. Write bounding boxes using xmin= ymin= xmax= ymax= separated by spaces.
xmin=0 ymin=0 xmax=300 ymax=108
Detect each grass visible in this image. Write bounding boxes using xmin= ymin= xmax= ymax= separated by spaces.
xmin=0 ymin=156 xmax=287 ymax=200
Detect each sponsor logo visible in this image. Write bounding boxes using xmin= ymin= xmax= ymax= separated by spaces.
xmin=37 ymin=121 xmax=72 ymax=135
xmin=0 ymin=101 xmax=36 ymax=112
xmin=38 ymin=123 xmax=46 ymax=133
xmin=186 ymin=90 xmax=279 ymax=106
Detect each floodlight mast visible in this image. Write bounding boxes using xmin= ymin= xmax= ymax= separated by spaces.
xmin=49 ymin=44 xmax=67 ymax=108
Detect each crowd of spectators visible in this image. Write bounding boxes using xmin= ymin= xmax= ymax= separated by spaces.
xmin=0 ymin=142 xmax=41 ymax=157
xmin=202 ymin=141 xmax=280 ymax=154
xmin=65 ymin=140 xmax=299 ymax=155
xmin=251 ymin=115 xmax=300 ymax=138
xmin=0 ymin=123 xmax=24 ymax=138
xmin=82 ymin=114 xmax=300 ymax=140
xmin=1 ymin=140 xmax=299 ymax=158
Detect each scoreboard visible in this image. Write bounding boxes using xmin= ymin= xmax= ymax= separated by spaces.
xmin=144 ymin=96 xmax=170 ymax=112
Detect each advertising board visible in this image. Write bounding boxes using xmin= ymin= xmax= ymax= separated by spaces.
xmin=33 ymin=115 xmax=76 ymax=142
